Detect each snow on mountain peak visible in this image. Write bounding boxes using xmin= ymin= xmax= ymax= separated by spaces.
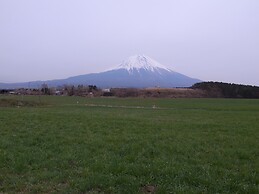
xmin=116 ymin=55 xmax=172 ymax=73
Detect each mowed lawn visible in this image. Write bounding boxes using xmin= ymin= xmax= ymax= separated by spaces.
xmin=0 ymin=95 xmax=258 ymax=193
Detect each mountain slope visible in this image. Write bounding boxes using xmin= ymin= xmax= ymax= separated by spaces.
xmin=0 ymin=55 xmax=201 ymax=89
xmin=65 ymin=55 xmax=201 ymax=88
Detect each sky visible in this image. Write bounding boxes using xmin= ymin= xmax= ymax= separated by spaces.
xmin=0 ymin=0 xmax=259 ymax=85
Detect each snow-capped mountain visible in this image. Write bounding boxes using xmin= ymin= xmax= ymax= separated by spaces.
xmin=0 ymin=55 xmax=201 ymax=89
xmin=115 ymin=55 xmax=171 ymax=73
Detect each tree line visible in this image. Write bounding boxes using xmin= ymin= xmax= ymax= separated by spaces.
xmin=192 ymin=82 xmax=259 ymax=98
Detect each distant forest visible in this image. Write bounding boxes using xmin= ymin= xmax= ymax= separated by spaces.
xmin=1 ymin=81 xmax=259 ymax=99
xmin=192 ymin=82 xmax=259 ymax=98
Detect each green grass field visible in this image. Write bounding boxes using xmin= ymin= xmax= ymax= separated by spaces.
xmin=0 ymin=95 xmax=259 ymax=193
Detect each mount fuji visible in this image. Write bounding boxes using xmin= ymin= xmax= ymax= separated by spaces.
xmin=0 ymin=55 xmax=201 ymax=89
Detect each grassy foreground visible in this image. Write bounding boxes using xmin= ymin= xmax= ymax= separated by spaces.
xmin=0 ymin=95 xmax=258 ymax=193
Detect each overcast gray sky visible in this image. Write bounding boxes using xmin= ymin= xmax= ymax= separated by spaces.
xmin=1 ymin=0 xmax=259 ymax=85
